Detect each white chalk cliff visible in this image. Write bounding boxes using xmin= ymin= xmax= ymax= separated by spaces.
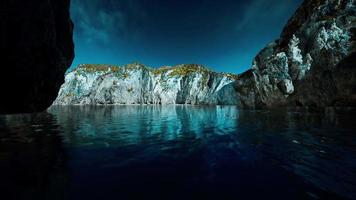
xmin=53 ymin=64 xmax=239 ymax=105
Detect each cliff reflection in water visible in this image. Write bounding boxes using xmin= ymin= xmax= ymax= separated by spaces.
xmin=49 ymin=105 xmax=239 ymax=147
xmin=0 ymin=106 xmax=355 ymax=200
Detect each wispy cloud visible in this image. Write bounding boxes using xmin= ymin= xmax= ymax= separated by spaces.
xmin=70 ymin=0 xmax=144 ymax=45
xmin=236 ymin=0 xmax=301 ymax=35
xmin=69 ymin=0 xmax=303 ymax=73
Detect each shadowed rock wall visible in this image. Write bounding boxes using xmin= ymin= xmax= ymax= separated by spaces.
xmin=0 ymin=0 xmax=74 ymax=113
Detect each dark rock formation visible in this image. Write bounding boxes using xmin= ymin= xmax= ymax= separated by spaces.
xmin=235 ymin=0 xmax=356 ymax=108
xmin=0 ymin=0 xmax=74 ymax=114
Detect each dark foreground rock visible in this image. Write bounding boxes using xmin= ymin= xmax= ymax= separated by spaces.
xmin=0 ymin=0 xmax=74 ymax=114
xmin=235 ymin=0 xmax=356 ymax=108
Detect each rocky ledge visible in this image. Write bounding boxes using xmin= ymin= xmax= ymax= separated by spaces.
xmin=52 ymin=64 xmax=239 ymax=105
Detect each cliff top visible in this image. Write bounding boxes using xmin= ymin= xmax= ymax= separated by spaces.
xmin=71 ymin=63 xmax=239 ymax=80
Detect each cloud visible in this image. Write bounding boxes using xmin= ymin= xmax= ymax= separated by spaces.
xmin=70 ymin=0 xmax=144 ymax=46
xmin=236 ymin=0 xmax=301 ymax=35
xmin=69 ymin=0 xmax=303 ymax=73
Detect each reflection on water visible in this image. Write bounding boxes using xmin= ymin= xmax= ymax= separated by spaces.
xmin=0 ymin=106 xmax=355 ymax=200
xmin=0 ymin=113 xmax=68 ymax=200
xmin=51 ymin=106 xmax=239 ymax=147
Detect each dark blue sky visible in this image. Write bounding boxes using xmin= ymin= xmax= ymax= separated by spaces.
xmin=70 ymin=0 xmax=302 ymax=73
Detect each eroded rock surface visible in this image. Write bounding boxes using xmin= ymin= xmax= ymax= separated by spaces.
xmin=53 ymin=64 xmax=238 ymax=105
xmin=235 ymin=0 xmax=356 ymax=108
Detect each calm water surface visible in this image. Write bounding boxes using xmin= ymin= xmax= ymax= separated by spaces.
xmin=0 ymin=106 xmax=355 ymax=200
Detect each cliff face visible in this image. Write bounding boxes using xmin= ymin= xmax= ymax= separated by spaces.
xmin=53 ymin=64 xmax=238 ymax=105
xmin=0 ymin=0 xmax=74 ymax=113
xmin=235 ymin=0 xmax=356 ymax=108
xmin=51 ymin=0 xmax=355 ymax=108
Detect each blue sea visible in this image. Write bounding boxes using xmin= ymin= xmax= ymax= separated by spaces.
xmin=1 ymin=106 xmax=355 ymax=200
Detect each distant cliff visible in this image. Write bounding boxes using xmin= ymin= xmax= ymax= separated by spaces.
xmin=235 ymin=0 xmax=356 ymax=108
xmin=52 ymin=0 xmax=355 ymax=108
xmin=53 ymin=64 xmax=238 ymax=105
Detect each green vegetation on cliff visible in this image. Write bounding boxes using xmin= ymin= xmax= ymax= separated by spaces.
xmin=73 ymin=63 xmax=238 ymax=82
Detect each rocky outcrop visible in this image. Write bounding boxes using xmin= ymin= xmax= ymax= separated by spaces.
xmin=235 ymin=0 xmax=356 ymax=108
xmin=51 ymin=0 xmax=355 ymax=109
xmin=0 ymin=0 xmax=74 ymax=114
xmin=53 ymin=64 xmax=239 ymax=105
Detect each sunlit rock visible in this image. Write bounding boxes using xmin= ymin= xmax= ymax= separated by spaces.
xmin=235 ymin=0 xmax=356 ymax=108
xmin=53 ymin=64 xmax=239 ymax=105
xmin=316 ymin=23 xmax=351 ymax=53
xmin=288 ymin=35 xmax=312 ymax=80
xmin=278 ymin=79 xmax=294 ymax=95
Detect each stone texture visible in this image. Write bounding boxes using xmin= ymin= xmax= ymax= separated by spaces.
xmin=234 ymin=0 xmax=356 ymax=108
xmin=52 ymin=64 xmax=238 ymax=105
xmin=0 ymin=0 xmax=74 ymax=113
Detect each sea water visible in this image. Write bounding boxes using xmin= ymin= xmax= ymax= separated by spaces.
xmin=0 ymin=106 xmax=355 ymax=200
